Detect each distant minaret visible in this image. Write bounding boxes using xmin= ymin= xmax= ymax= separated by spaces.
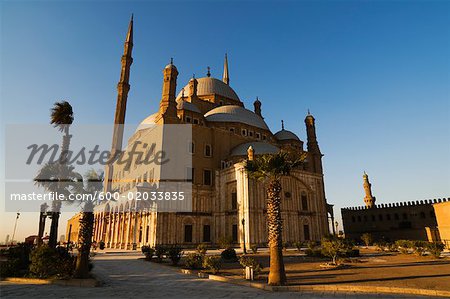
xmin=104 ymin=15 xmax=134 ymax=192
xmin=363 ymin=172 xmax=376 ymax=208
xmin=305 ymin=111 xmax=323 ymax=174
xmin=155 ymin=58 xmax=179 ymax=124
xmin=222 ymin=53 xmax=229 ymax=85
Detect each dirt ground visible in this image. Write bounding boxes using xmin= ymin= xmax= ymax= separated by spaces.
xmin=215 ymin=248 xmax=450 ymax=291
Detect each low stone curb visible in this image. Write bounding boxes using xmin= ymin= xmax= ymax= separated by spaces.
xmin=3 ymin=276 xmax=100 ymax=287
xmin=206 ymin=274 xmax=450 ymax=297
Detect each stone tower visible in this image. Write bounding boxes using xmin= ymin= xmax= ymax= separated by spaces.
xmin=363 ymin=171 xmax=376 ymax=208
xmin=155 ymin=58 xmax=179 ymax=124
xmin=104 ymin=15 xmax=134 ymax=192
xmin=305 ymin=111 xmax=323 ymax=174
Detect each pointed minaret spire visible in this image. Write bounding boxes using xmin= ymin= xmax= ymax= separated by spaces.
xmin=222 ymin=53 xmax=229 ymax=85
xmin=281 ymin=120 xmax=285 ymax=130
xmin=104 ymin=15 xmax=134 ymax=192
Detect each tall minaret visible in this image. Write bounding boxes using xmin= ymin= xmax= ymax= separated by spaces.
xmin=155 ymin=58 xmax=179 ymax=124
xmin=222 ymin=53 xmax=229 ymax=85
xmin=104 ymin=15 xmax=134 ymax=192
xmin=363 ymin=172 xmax=376 ymax=208
xmin=305 ymin=111 xmax=323 ymax=174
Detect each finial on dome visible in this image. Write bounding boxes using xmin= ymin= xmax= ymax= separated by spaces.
xmin=193 ymin=73 xmax=195 ymax=79
xmin=170 ymin=57 xmax=173 ymax=65
xmin=307 ymin=108 xmax=311 ymax=115
xmin=207 ymin=66 xmax=211 ymax=77
xmin=281 ymin=120 xmax=284 ymax=130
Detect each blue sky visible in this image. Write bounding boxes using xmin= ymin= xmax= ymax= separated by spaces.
xmin=1 ymin=0 xmax=449 ymax=241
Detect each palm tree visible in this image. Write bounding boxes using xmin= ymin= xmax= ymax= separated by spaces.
xmin=43 ymin=101 xmax=74 ymax=247
xmin=74 ymin=169 xmax=104 ymax=278
xmin=35 ymin=162 xmax=82 ymax=248
xmin=245 ymin=150 xmax=306 ymax=286
xmin=35 ymin=101 xmax=73 ymax=247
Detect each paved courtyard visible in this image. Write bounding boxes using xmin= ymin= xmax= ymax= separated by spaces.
xmin=0 ymin=252 xmax=430 ymax=298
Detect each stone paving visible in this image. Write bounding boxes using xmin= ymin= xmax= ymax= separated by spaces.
xmin=0 ymin=253 xmax=430 ymax=298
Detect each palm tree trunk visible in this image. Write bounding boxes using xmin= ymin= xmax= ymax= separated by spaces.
xmin=74 ymin=203 xmax=94 ymax=278
xmin=49 ymin=201 xmax=61 ymax=248
xmin=266 ymin=179 xmax=287 ymax=286
xmin=60 ymin=127 xmax=71 ymax=164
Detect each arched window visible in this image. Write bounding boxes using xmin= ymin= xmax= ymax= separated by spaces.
xmin=301 ymin=193 xmax=308 ymax=211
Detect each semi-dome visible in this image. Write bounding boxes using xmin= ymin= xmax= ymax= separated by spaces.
xmin=176 ymin=77 xmax=240 ymax=102
xmin=136 ymin=112 xmax=158 ymax=131
xmin=204 ymin=105 xmax=270 ymax=130
xmin=231 ymin=142 xmax=279 ymax=156
xmin=274 ymin=129 xmax=300 ymax=141
xmin=177 ymin=100 xmax=201 ymax=113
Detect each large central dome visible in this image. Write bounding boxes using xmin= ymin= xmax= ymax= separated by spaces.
xmin=176 ymin=77 xmax=240 ymax=102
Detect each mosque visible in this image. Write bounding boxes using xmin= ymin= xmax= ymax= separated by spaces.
xmin=83 ymin=16 xmax=333 ymax=249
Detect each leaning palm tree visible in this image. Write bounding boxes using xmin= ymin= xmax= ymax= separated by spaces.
xmin=42 ymin=101 xmax=74 ymax=247
xmin=245 ymin=150 xmax=306 ymax=286
xmin=73 ymin=169 xmax=104 ymax=278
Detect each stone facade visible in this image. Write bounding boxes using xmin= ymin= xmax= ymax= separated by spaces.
xmin=73 ymin=17 xmax=333 ymax=250
xmin=433 ymin=201 xmax=450 ymax=248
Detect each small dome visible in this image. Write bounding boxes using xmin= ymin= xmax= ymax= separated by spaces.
xmin=204 ymin=105 xmax=270 ymax=130
xmin=231 ymin=142 xmax=279 ymax=156
xmin=274 ymin=129 xmax=300 ymax=141
xmin=176 ymin=77 xmax=240 ymax=102
xmin=177 ymin=100 xmax=201 ymax=113
xmin=165 ymin=63 xmax=177 ymax=70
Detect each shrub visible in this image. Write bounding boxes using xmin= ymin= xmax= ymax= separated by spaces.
xmin=413 ymin=241 xmax=427 ymax=256
xmin=305 ymin=248 xmax=323 ymax=257
xmin=307 ymin=241 xmax=318 ymax=251
xmin=427 ymin=242 xmax=444 ymax=259
xmin=239 ymin=256 xmax=263 ymax=276
xmin=250 ymin=245 xmax=258 ymax=254
xmin=343 ymin=248 xmax=360 ymax=257
xmin=29 ymin=245 xmax=75 ymax=279
xmin=321 ymin=237 xmax=350 ymax=265
xmin=395 ymin=240 xmax=413 ymax=254
xmin=375 ymin=241 xmax=386 ymax=251
xmin=361 ymin=233 xmax=373 ymax=247
xmin=141 ymin=245 xmax=155 ymax=260
xmin=168 ymin=245 xmax=183 ymax=266
xmin=197 ymin=244 xmax=207 ymax=255
xmin=294 ymin=242 xmax=303 ymax=252
xmin=203 ymin=256 xmax=222 ymax=274
xmin=217 ymin=236 xmax=233 ymax=250
xmin=154 ymin=245 xmax=167 ymax=262
xmin=221 ymin=248 xmax=237 ymax=262
xmin=184 ymin=253 xmax=203 ymax=269
xmin=283 ymin=241 xmax=291 ymax=251
xmin=99 ymin=241 xmax=105 ymax=250
xmin=0 ymin=243 xmax=32 ymax=278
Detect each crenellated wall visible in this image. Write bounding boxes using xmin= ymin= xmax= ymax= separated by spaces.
xmin=341 ymin=197 xmax=449 ymax=242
